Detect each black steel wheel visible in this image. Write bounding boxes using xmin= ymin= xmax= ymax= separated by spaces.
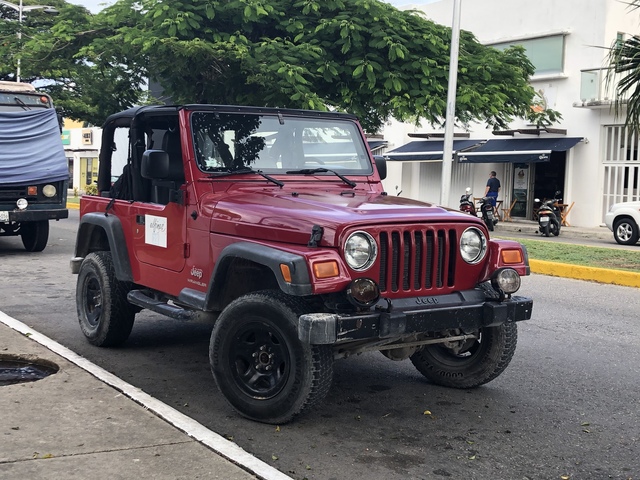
xmin=613 ymin=218 xmax=639 ymax=245
xmin=410 ymin=323 xmax=518 ymax=389
xmin=210 ymin=290 xmax=333 ymax=424
xmin=76 ymin=251 xmax=135 ymax=347
xmin=20 ymin=220 xmax=49 ymax=252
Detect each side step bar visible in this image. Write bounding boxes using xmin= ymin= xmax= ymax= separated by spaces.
xmin=127 ymin=289 xmax=195 ymax=321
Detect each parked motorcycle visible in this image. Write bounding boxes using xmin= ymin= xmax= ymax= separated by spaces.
xmin=479 ymin=196 xmax=499 ymax=231
xmin=535 ymin=191 xmax=562 ymax=237
xmin=459 ymin=187 xmax=476 ymax=216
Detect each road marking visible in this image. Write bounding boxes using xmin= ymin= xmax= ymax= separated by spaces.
xmin=0 ymin=311 xmax=293 ymax=480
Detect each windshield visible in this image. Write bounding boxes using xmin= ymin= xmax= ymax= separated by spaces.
xmin=0 ymin=92 xmax=53 ymax=111
xmin=191 ymin=112 xmax=372 ymax=175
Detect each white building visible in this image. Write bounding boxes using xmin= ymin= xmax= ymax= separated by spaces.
xmin=382 ymin=0 xmax=640 ymax=228
xmin=61 ymin=125 xmax=101 ymax=195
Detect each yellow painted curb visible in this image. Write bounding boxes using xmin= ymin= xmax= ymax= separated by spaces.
xmin=66 ymin=202 xmax=80 ymax=209
xmin=530 ymin=259 xmax=640 ymax=288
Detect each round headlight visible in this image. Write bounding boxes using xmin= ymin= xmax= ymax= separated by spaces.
xmin=42 ymin=184 xmax=57 ymax=197
xmin=491 ymin=268 xmax=521 ymax=294
xmin=344 ymin=231 xmax=377 ymax=271
xmin=16 ymin=198 xmax=28 ymax=210
xmin=460 ymin=227 xmax=487 ymax=264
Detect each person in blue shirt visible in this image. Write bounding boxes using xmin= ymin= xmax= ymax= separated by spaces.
xmin=484 ymin=171 xmax=501 ymax=207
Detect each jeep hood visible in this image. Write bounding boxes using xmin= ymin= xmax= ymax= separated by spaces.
xmin=206 ymin=188 xmax=480 ymax=246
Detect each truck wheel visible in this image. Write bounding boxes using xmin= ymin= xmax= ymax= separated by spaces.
xmin=20 ymin=221 xmax=49 ymax=252
xmin=76 ymin=251 xmax=135 ymax=347
xmin=410 ymin=323 xmax=517 ymax=389
xmin=613 ymin=218 xmax=639 ymax=245
xmin=209 ymin=290 xmax=333 ymax=424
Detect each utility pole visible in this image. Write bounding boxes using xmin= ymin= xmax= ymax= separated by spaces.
xmin=440 ymin=0 xmax=462 ymax=207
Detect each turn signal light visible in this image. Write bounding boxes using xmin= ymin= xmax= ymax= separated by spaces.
xmin=280 ymin=264 xmax=292 ymax=283
xmin=28 ymin=186 xmax=37 ymax=196
xmin=501 ymin=250 xmax=523 ymax=264
xmin=313 ymin=261 xmax=339 ymax=279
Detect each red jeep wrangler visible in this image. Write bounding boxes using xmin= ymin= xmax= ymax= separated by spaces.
xmin=71 ymin=105 xmax=533 ymax=424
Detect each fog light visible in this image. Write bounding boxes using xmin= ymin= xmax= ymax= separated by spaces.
xmin=42 ymin=184 xmax=57 ymax=197
xmin=491 ymin=268 xmax=521 ymax=294
xmin=347 ymin=278 xmax=380 ymax=307
xmin=16 ymin=198 xmax=28 ymax=210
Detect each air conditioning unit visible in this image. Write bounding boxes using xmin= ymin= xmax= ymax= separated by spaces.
xmin=82 ymin=129 xmax=93 ymax=145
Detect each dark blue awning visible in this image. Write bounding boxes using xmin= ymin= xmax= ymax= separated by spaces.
xmin=367 ymin=139 xmax=388 ymax=151
xmin=456 ymin=137 xmax=583 ymax=163
xmin=386 ymin=139 xmax=484 ymax=161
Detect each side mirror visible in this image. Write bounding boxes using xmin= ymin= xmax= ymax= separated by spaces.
xmin=465 ymin=187 xmax=471 ymax=193
xmin=141 ymin=150 xmax=170 ymax=179
xmin=534 ymin=198 xmax=540 ymax=202
xmin=373 ymin=155 xmax=387 ymax=180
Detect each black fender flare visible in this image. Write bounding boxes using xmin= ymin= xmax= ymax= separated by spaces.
xmin=203 ymin=242 xmax=313 ymax=310
xmin=73 ymin=212 xmax=133 ymax=282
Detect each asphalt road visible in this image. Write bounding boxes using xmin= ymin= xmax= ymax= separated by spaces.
xmin=1 ymin=211 xmax=639 ymax=480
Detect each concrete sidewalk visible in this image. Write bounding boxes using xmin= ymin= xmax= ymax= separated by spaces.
xmin=0 ymin=312 xmax=291 ymax=480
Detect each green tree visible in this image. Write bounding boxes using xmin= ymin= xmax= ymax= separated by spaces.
xmin=607 ymin=0 xmax=640 ymax=132
xmin=3 ymin=0 xmax=536 ymax=131
xmin=93 ymin=0 xmax=535 ymax=132
xmin=0 ymin=0 xmax=148 ymax=125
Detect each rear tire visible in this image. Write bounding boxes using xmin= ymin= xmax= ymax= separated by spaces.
xmin=613 ymin=218 xmax=639 ymax=245
xmin=20 ymin=221 xmax=49 ymax=252
xmin=543 ymin=223 xmax=550 ymax=237
xmin=76 ymin=251 xmax=135 ymax=347
xmin=210 ymin=290 xmax=333 ymax=424
xmin=410 ymin=323 xmax=518 ymax=389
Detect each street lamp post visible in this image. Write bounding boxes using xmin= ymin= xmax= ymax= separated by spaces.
xmin=0 ymin=0 xmax=58 ymax=82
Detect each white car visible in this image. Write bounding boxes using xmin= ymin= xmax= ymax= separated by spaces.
xmin=605 ymin=201 xmax=640 ymax=245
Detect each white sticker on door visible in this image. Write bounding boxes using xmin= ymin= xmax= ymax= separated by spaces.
xmin=145 ymin=214 xmax=167 ymax=248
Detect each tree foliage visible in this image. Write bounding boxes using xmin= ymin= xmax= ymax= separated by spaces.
xmin=2 ymin=0 xmax=536 ymax=131
xmin=607 ymin=0 xmax=640 ymax=132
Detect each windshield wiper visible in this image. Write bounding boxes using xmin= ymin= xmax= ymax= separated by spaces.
xmin=208 ymin=166 xmax=284 ymax=188
xmin=14 ymin=97 xmax=30 ymax=110
xmin=285 ymin=168 xmax=356 ymax=188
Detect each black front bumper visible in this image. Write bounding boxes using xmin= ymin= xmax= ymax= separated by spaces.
xmin=298 ymin=289 xmax=533 ymax=345
xmin=0 ymin=208 xmax=68 ymax=223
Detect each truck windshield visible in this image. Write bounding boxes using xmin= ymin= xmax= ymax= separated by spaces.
xmin=191 ymin=112 xmax=372 ymax=175
xmin=0 ymin=92 xmax=53 ymax=111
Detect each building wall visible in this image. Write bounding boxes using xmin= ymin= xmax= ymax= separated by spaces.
xmin=62 ymin=127 xmax=101 ymax=195
xmin=382 ymin=0 xmax=640 ymax=227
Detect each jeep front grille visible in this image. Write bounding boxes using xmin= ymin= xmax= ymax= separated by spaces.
xmin=378 ymin=228 xmax=457 ymax=293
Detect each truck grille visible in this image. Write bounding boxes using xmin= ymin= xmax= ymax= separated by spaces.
xmin=378 ymin=227 xmax=457 ymax=293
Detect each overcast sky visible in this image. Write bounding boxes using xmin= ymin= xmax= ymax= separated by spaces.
xmin=73 ymin=0 xmax=439 ymax=14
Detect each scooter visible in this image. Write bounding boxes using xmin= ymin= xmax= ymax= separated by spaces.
xmin=459 ymin=187 xmax=476 ymax=216
xmin=479 ymin=196 xmax=499 ymax=231
xmin=535 ymin=191 xmax=562 ymax=237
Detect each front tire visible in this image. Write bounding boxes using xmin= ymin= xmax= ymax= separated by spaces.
xmin=20 ymin=221 xmax=49 ymax=252
xmin=613 ymin=218 xmax=639 ymax=245
xmin=210 ymin=290 xmax=333 ymax=424
xmin=551 ymin=220 xmax=561 ymax=236
xmin=410 ymin=323 xmax=518 ymax=389
xmin=76 ymin=251 xmax=135 ymax=347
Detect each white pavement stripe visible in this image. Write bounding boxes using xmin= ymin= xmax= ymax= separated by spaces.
xmin=0 ymin=311 xmax=293 ymax=480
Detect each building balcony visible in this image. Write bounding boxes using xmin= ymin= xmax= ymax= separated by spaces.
xmin=573 ymin=68 xmax=626 ymax=109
